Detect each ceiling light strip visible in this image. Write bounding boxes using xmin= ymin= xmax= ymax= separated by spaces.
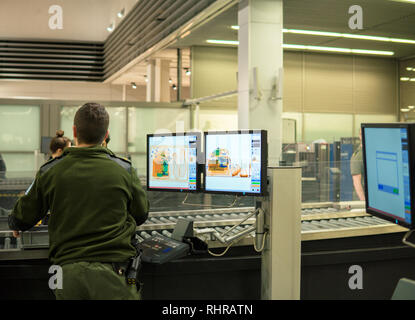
xmin=231 ymin=26 xmax=415 ymax=44
xmin=285 ymin=28 xmax=415 ymax=44
xmin=206 ymin=39 xmax=239 ymax=45
xmin=206 ymin=40 xmax=394 ymax=55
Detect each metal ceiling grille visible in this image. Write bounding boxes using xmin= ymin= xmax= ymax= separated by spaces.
xmin=0 ymin=0 xmax=216 ymax=82
xmin=0 ymin=40 xmax=104 ymax=81
xmin=103 ymin=0 xmax=216 ymax=80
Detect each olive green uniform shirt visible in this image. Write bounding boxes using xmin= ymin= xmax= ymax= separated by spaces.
xmin=9 ymin=146 xmax=149 ymax=266
xmin=350 ymin=145 xmax=365 ymax=188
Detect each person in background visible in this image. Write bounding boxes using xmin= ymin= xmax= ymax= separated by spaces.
xmin=102 ymin=134 xmax=110 ymax=148
xmin=0 ymin=153 xmax=6 ymax=179
xmin=49 ymin=130 xmax=71 ymax=160
xmin=8 ymin=102 xmax=149 ymax=300
xmin=38 ymin=130 xmax=72 ymax=226
xmin=350 ymin=128 xmax=365 ymax=201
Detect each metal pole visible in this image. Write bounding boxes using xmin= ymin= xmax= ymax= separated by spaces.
xmin=177 ymin=48 xmax=182 ymax=102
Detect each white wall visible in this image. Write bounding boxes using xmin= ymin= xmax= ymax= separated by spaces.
xmin=190 ymin=47 xmax=399 ymax=142
xmin=0 ymin=80 xmax=124 ymax=101
xmin=400 ymin=58 xmax=415 ymax=122
xmin=0 ymin=80 xmax=190 ymax=102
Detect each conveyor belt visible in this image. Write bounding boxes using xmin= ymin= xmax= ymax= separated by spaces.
xmin=0 ymin=202 xmax=408 ymax=252
xmin=0 ymin=178 xmax=33 ymax=210
xmin=134 ymin=206 xmax=406 ymax=247
xmin=0 ymin=178 xmax=33 ymax=191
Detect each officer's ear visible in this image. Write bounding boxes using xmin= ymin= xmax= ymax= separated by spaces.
xmin=73 ymin=125 xmax=78 ymax=146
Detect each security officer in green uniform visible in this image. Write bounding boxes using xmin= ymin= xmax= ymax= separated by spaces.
xmin=8 ymin=102 xmax=149 ymax=300
xmin=350 ymin=128 xmax=365 ymax=201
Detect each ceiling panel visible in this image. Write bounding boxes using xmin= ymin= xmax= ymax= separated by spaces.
xmin=170 ymin=0 xmax=415 ymax=59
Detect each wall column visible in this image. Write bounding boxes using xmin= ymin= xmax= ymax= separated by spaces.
xmin=238 ymin=0 xmax=283 ymax=165
xmin=146 ymin=58 xmax=171 ymax=102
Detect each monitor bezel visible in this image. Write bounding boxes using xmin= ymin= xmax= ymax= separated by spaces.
xmin=202 ymin=130 xmax=268 ymax=196
xmin=146 ymin=131 xmax=202 ymax=193
xmin=362 ymin=122 xmax=415 ymax=229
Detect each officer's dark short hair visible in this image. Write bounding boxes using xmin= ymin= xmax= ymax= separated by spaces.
xmin=74 ymin=103 xmax=109 ymax=145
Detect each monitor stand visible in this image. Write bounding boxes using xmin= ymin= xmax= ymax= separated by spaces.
xmin=258 ymin=167 xmax=302 ymax=300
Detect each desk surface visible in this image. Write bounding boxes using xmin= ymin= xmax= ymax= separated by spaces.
xmin=0 ymin=248 xmax=48 ymax=261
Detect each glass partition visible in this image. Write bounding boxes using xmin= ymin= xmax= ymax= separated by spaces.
xmin=128 ymin=106 xmax=190 ymax=172
xmin=198 ymin=108 xmax=238 ymax=131
xmin=128 ymin=106 xmax=190 ymax=153
xmin=60 ymin=106 xmax=79 ymax=141
xmin=1 ymin=154 xmax=36 ymax=174
xmin=303 ymin=113 xmax=353 ymax=143
xmin=299 ymin=159 xmax=362 ymax=203
xmin=0 ymin=105 xmax=40 ymax=151
xmin=354 ymin=114 xmax=397 ymax=136
xmin=282 ymin=112 xmax=302 ymax=142
xmin=59 ymin=104 xmax=191 ymax=174
xmin=282 ymin=137 xmax=362 ymax=203
xmin=187 ymin=108 xmax=395 ymax=207
xmin=0 ymin=105 xmax=40 ymax=174
xmin=130 ymin=154 xmax=146 ymax=174
xmin=0 ymin=99 xmax=397 ymax=213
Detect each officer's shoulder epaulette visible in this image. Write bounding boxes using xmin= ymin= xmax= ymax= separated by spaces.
xmin=106 ymin=154 xmax=132 ymax=172
xmin=39 ymin=154 xmax=66 ymax=174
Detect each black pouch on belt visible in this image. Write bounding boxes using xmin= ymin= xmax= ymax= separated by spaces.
xmin=125 ymin=249 xmax=142 ymax=289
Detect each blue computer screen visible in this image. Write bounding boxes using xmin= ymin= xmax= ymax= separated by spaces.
xmin=204 ymin=132 xmax=263 ymax=194
xmin=364 ymin=127 xmax=411 ymax=225
xmin=148 ymin=135 xmax=198 ymax=191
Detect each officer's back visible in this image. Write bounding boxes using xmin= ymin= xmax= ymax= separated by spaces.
xmin=9 ymin=102 xmax=149 ymax=300
xmin=41 ymin=144 xmax=148 ymax=266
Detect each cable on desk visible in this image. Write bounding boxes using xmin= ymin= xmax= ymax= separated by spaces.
xmin=402 ymin=229 xmax=415 ymax=249
xmin=207 ymin=241 xmax=235 ymax=257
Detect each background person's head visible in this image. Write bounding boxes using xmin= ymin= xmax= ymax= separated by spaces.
xmin=73 ymin=102 xmax=109 ymax=147
xmin=102 ymin=134 xmax=111 ymax=148
xmin=50 ymin=130 xmax=71 ymax=158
